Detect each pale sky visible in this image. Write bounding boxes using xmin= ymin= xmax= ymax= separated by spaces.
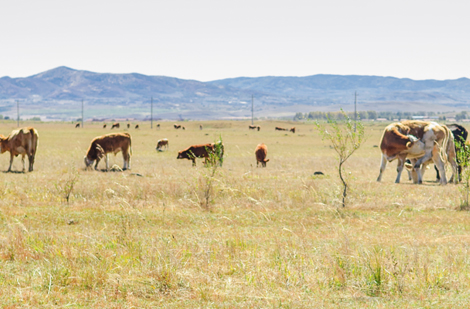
xmin=1 ymin=0 xmax=469 ymax=81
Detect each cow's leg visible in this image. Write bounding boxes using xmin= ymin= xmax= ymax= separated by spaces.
xmin=395 ymin=154 xmax=407 ymax=183
xmin=7 ymin=153 xmax=14 ymax=172
xmin=431 ymin=147 xmax=447 ymax=185
xmin=21 ymin=154 xmax=26 ymax=172
xmin=106 ymin=154 xmax=109 ymax=171
xmin=434 ymin=165 xmax=440 ymax=181
xmin=414 ymin=152 xmax=433 ymax=184
xmin=447 ymin=150 xmax=458 ymax=184
xmin=377 ymin=154 xmax=388 ymax=182
xmin=28 ymin=154 xmax=35 ymax=172
xmin=192 ymin=158 xmax=196 ymax=166
xmin=409 ymin=159 xmax=420 ymax=184
xmin=94 ymin=159 xmax=100 ymax=170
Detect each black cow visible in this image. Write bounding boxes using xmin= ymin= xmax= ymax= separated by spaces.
xmin=435 ymin=124 xmax=468 ymax=181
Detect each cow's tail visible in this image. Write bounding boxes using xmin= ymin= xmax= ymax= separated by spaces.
xmin=29 ymin=128 xmax=39 ymax=157
xmin=439 ymin=125 xmax=452 ymax=164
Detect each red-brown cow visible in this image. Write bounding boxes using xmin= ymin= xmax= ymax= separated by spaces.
xmin=111 ymin=122 xmax=120 ymax=129
xmin=84 ymin=132 xmax=132 ymax=171
xmin=0 ymin=127 xmax=39 ymax=172
xmin=290 ymin=127 xmax=296 ymax=133
xmin=255 ymin=143 xmax=269 ymax=167
xmin=177 ymin=142 xmax=224 ymax=166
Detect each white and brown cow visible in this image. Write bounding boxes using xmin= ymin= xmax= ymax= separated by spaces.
xmin=255 ymin=143 xmax=269 ymax=167
xmin=156 ymin=138 xmax=169 ymax=151
xmin=0 ymin=127 xmax=39 ymax=172
xmin=84 ymin=132 xmax=132 ymax=171
xmin=377 ymin=121 xmax=457 ymax=184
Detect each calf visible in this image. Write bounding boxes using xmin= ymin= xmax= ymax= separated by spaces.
xmin=111 ymin=122 xmax=120 ymax=129
xmin=84 ymin=132 xmax=132 ymax=171
xmin=177 ymin=142 xmax=224 ymax=166
xmin=255 ymin=143 xmax=269 ymax=167
xmin=0 ymin=127 xmax=39 ymax=172
xmin=156 ymin=138 xmax=169 ymax=151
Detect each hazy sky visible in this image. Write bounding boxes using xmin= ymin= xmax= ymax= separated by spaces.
xmin=1 ymin=0 xmax=469 ymax=81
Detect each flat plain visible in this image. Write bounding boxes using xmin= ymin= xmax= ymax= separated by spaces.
xmin=0 ymin=120 xmax=469 ymax=308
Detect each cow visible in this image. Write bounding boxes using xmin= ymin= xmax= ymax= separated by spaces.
xmin=84 ymin=132 xmax=131 ymax=171
xmin=275 ymin=127 xmax=288 ymax=131
xmin=0 ymin=127 xmax=39 ymax=172
xmin=182 ymin=126 xmax=185 ymax=130
xmin=157 ymin=124 xmax=160 ymax=129
xmin=290 ymin=127 xmax=296 ymax=133
xmin=177 ymin=142 xmax=224 ymax=166
xmin=111 ymin=122 xmax=120 ymax=129
xmin=135 ymin=124 xmax=139 ymax=129
xmin=436 ymin=124 xmax=468 ymax=181
xmin=249 ymin=125 xmax=257 ymax=130
xmin=156 ymin=138 xmax=169 ymax=151
xmin=377 ymin=121 xmax=457 ymax=185
xmin=255 ymin=143 xmax=269 ymax=167
xmin=103 ymin=124 xmax=107 ymax=129
xmin=127 ymin=123 xmax=130 ymax=129
xmin=75 ymin=123 xmax=80 ymax=128
xmin=174 ymin=124 xmax=181 ymax=129
xmin=257 ymin=126 xmax=260 ymax=131
xmin=200 ymin=125 xmax=203 ymax=130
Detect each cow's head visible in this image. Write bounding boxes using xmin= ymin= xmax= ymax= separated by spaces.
xmin=405 ymin=135 xmax=425 ymax=154
xmin=177 ymin=151 xmax=188 ymax=159
xmin=84 ymin=144 xmax=105 ymax=169
xmin=0 ymin=135 xmax=7 ymax=154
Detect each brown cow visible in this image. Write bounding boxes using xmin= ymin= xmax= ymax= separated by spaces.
xmin=182 ymin=126 xmax=186 ymax=130
xmin=135 ymin=124 xmax=139 ymax=129
xmin=249 ymin=125 xmax=257 ymax=130
xmin=103 ymin=124 xmax=107 ymax=129
xmin=156 ymin=138 xmax=169 ymax=151
xmin=0 ymin=127 xmax=39 ymax=172
xmin=200 ymin=125 xmax=203 ymax=130
xmin=377 ymin=121 xmax=457 ymax=184
xmin=290 ymin=127 xmax=296 ymax=133
xmin=84 ymin=132 xmax=132 ymax=171
xmin=177 ymin=141 xmax=224 ymax=166
xmin=174 ymin=124 xmax=181 ymax=129
xmin=275 ymin=127 xmax=288 ymax=131
xmin=111 ymin=122 xmax=120 ymax=129
xmin=255 ymin=143 xmax=269 ymax=167
xmin=127 ymin=123 xmax=130 ymax=129
xmin=157 ymin=124 xmax=160 ymax=129
xmin=75 ymin=123 xmax=80 ymax=128
xmin=257 ymin=126 xmax=260 ymax=131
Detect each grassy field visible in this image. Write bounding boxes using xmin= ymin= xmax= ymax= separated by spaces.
xmin=0 ymin=120 xmax=469 ymax=308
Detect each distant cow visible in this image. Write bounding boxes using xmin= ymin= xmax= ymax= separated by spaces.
xmin=174 ymin=124 xmax=181 ymax=129
xmin=135 ymin=124 xmax=139 ymax=129
xmin=177 ymin=142 xmax=224 ymax=166
xmin=127 ymin=123 xmax=130 ymax=129
xmin=84 ymin=132 xmax=132 ymax=171
xmin=157 ymin=124 xmax=160 ymax=129
xmin=0 ymin=127 xmax=39 ymax=172
xmin=255 ymin=143 xmax=269 ymax=167
xmin=275 ymin=127 xmax=288 ymax=131
xmin=182 ymin=126 xmax=186 ymax=130
xmin=103 ymin=124 xmax=107 ymax=129
xmin=75 ymin=123 xmax=80 ymax=128
xmin=257 ymin=126 xmax=260 ymax=131
xmin=156 ymin=138 xmax=169 ymax=151
xmin=290 ymin=127 xmax=296 ymax=133
xmin=111 ymin=123 xmax=120 ymax=129
xmin=200 ymin=125 xmax=203 ymax=130
xmin=249 ymin=125 xmax=257 ymax=130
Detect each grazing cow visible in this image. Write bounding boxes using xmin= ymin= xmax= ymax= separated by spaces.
xmin=84 ymin=132 xmax=132 ymax=171
xmin=75 ymin=123 xmax=80 ymax=128
xmin=257 ymin=126 xmax=260 ymax=131
xmin=249 ymin=125 xmax=257 ymax=130
xmin=111 ymin=122 xmax=120 ymax=129
xmin=200 ymin=125 xmax=203 ymax=130
xmin=127 ymin=123 xmax=130 ymax=129
xmin=156 ymin=138 xmax=169 ymax=151
xmin=255 ymin=143 xmax=269 ymax=167
xmin=377 ymin=121 xmax=457 ymax=185
xmin=174 ymin=124 xmax=181 ymax=129
xmin=135 ymin=124 xmax=139 ymax=129
xmin=275 ymin=127 xmax=288 ymax=131
xmin=290 ymin=127 xmax=296 ymax=133
xmin=182 ymin=126 xmax=185 ymax=130
xmin=103 ymin=124 xmax=107 ymax=129
xmin=157 ymin=124 xmax=160 ymax=129
xmin=177 ymin=142 xmax=224 ymax=166
xmin=0 ymin=127 xmax=39 ymax=172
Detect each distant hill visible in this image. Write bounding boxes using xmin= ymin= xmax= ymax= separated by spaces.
xmin=0 ymin=67 xmax=469 ymax=120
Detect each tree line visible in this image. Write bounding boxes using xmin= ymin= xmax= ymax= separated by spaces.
xmin=294 ymin=110 xmax=466 ymax=121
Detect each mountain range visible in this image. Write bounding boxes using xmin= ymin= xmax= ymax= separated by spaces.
xmin=1 ymin=67 xmax=469 ymax=120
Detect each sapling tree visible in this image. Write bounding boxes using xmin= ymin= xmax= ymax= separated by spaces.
xmin=316 ymin=110 xmax=365 ymax=207
xmin=456 ymin=141 xmax=470 ymax=210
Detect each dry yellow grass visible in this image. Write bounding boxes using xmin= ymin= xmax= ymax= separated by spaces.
xmin=0 ymin=120 xmax=469 ymax=307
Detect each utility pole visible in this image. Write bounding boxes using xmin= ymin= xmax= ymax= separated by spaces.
xmin=354 ymin=92 xmax=357 ymax=132
xmin=81 ymin=99 xmax=84 ymax=128
xmin=17 ymin=100 xmax=19 ymax=127
xmin=151 ymin=97 xmax=153 ymax=129
xmin=251 ymin=95 xmax=254 ymax=125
